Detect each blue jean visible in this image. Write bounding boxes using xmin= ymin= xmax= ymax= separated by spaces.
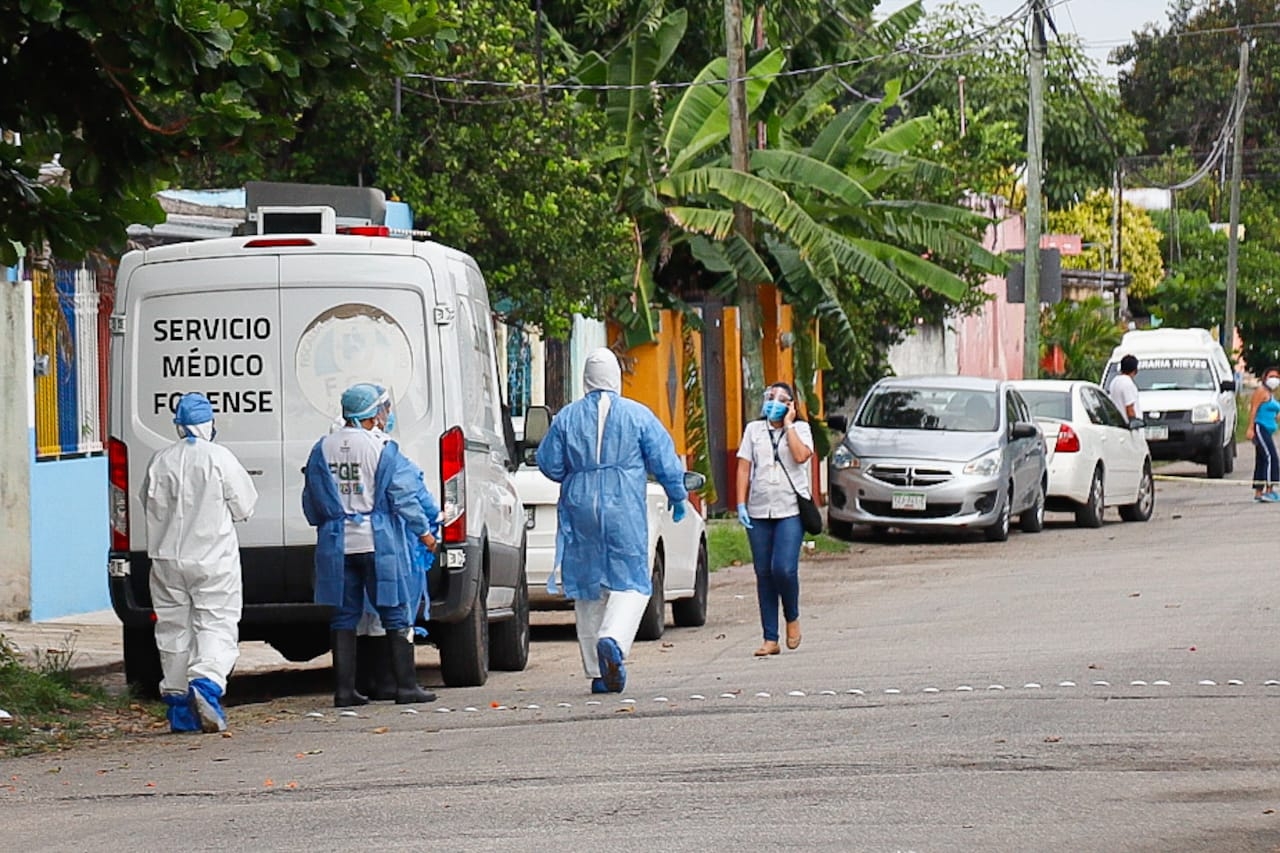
xmin=1254 ymin=424 xmax=1278 ymax=490
xmin=746 ymin=515 xmax=803 ymax=642
xmin=331 ymin=552 xmax=411 ymax=632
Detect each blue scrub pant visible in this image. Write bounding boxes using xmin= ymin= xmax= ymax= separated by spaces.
xmin=331 ymin=552 xmax=410 ymax=632
xmin=746 ymin=514 xmax=803 ymax=642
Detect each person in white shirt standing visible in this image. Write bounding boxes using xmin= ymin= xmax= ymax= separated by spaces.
xmin=142 ymin=393 xmax=258 ymax=734
xmin=1109 ymin=354 xmax=1143 ymax=423
xmin=735 ymin=382 xmax=815 ymax=657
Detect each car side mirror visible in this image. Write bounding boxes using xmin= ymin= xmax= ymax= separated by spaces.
xmin=826 ymin=414 xmax=848 ymax=432
xmin=683 ymin=471 xmax=707 ymax=492
xmin=1011 ymin=421 xmax=1038 ymax=440
xmin=522 ymin=405 xmax=551 ymax=448
xmin=1220 ymin=379 xmax=1236 ymax=392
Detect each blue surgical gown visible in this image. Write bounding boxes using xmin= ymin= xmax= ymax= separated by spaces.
xmin=535 ymin=391 xmax=688 ymax=600
xmin=302 ymin=438 xmax=432 ymax=610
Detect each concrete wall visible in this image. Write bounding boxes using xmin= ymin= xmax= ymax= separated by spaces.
xmin=956 ymin=214 xmax=1027 ymax=380
xmin=888 ymin=322 xmax=958 ymax=377
xmin=0 ymin=276 xmax=33 ymax=619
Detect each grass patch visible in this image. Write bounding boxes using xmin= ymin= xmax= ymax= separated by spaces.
xmin=706 ymin=518 xmax=850 ymax=570
xmin=0 ymin=633 xmax=160 ymax=756
xmin=1236 ymin=392 xmax=1251 ymax=444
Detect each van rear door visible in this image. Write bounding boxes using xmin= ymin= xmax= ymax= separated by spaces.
xmin=125 ymin=256 xmax=283 ymax=550
xmin=278 ymin=252 xmax=439 ymax=546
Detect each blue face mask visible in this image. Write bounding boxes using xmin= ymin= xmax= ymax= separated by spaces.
xmin=383 ymin=412 xmax=396 ymax=433
xmin=762 ymin=400 xmax=788 ymax=422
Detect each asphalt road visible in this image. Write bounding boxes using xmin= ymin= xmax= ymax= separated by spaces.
xmin=4 ymin=461 xmax=1280 ymax=852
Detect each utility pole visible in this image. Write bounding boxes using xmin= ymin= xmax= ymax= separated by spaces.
xmin=725 ymin=0 xmax=765 ymax=416
xmin=1022 ymin=0 xmax=1047 ymax=379
xmin=1224 ymin=39 xmax=1249 ymax=352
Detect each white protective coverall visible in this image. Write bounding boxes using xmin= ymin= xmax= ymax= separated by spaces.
xmin=142 ymin=419 xmax=258 ymax=696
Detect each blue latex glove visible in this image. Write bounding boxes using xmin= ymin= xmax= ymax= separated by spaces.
xmin=736 ymin=503 xmax=753 ymax=529
xmin=670 ymin=499 xmax=687 ymax=523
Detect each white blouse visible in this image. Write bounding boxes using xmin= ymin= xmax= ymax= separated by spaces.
xmin=737 ymin=419 xmax=815 ymax=519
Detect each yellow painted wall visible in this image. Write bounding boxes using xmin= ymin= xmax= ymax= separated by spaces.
xmin=613 ymin=310 xmax=688 ymax=456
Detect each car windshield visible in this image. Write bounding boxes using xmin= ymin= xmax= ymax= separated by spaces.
xmin=1019 ymin=389 xmax=1071 ymax=420
xmin=1104 ymin=358 xmax=1217 ymax=392
xmin=856 ymin=387 xmax=998 ymax=432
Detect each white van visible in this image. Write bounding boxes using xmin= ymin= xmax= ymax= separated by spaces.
xmin=1101 ymin=328 xmax=1238 ymax=478
xmin=108 ymin=183 xmax=530 ymax=692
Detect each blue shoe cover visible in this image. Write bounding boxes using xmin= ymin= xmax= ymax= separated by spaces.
xmin=163 ymin=693 xmax=200 ymax=733
xmin=596 ymin=637 xmax=626 ymax=693
xmin=188 ymin=677 xmax=228 ymax=733
xmin=590 ymin=677 xmax=609 ymax=694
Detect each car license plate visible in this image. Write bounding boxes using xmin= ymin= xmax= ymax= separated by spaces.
xmin=1144 ymin=425 xmax=1169 ymax=441
xmin=891 ymin=491 xmax=927 ymax=511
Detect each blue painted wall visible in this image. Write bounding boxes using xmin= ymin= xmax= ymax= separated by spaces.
xmin=30 ymin=454 xmax=110 ymax=620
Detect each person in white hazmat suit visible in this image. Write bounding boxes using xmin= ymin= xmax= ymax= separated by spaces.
xmin=141 ymin=392 xmax=258 ymax=733
xmin=535 ymin=348 xmax=688 ymax=693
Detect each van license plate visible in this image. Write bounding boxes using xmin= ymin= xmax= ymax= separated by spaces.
xmin=1144 ymin=425 xmax=1169 ymax=441
xmin=891 ymin=491 xmax=927 ymax=511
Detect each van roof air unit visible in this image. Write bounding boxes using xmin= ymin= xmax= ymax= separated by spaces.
xmin=244 ymin=181 xmax=386 ymax=229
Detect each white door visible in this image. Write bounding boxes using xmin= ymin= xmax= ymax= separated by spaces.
xmin=1083 ymin=386 xmax=1141 ymax=501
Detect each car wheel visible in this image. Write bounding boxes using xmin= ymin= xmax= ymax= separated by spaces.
xmin=828 ymin=517 xmax=854 ymax=541
xmin=1119 ymin=461 xmax=1155 ymax=522
xmin=984 ymin=487 xmax=1011 ymax=542
xmin=1225 ymin=439 xmax=1236 ymax=474
xmin=1206 ymin=442 xmax=1226 ymax=479
xmin=1020 ymin=478 xmax=1046 ymax=533
xmin=438 ymin=565 xmax=489 ymax=687
xmin=672 ymin=538 xmax=709 ymax=628
xmin=635 ymin=548 xmax=666 ymax=641
xmin=1075 ymin=467 xmax=1104 ymax=528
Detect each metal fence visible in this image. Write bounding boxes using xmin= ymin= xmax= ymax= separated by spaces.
xmin=30 ymin=260 xmax=111 ymax=459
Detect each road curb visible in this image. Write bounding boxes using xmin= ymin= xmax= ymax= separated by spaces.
xmin=1153 ymin=474 xmax=1251 ymax=485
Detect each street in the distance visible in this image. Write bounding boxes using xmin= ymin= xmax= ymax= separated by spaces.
xmin=3 ymin=466 xmax=1279 ymax=852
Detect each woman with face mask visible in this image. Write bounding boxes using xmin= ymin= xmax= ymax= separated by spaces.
xmin=735 ymin=382 xmax=815 ymax=656
xmin=1248 ymin=368 xmax=1280 ymax=502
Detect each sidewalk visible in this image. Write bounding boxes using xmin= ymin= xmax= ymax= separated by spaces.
xmin=0 ymin=610 xmax=306 ymax=678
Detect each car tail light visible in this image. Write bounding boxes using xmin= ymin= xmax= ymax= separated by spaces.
xmin=1054 ymin=424 xmax=1081 ymax=453
xmin=108 ymin=437 xmax=130 ymax=551
xmin=440 ymin=426 xmax=466 ymax=544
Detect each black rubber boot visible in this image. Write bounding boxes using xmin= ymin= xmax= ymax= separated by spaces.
xmin=356 ymin=635 xmax=397 ymax=700
xmin=388 ymin=629 xmax=436 ymax=704
xmin=331 ymin=630 xmax=369 ymax=708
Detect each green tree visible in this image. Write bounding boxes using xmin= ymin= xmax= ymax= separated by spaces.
xmin=892 ymin=2 xmax=1145 ymax=210
xmin=1046 ymin=190 xmax=1164 ymax=299
xmin=1 ymin=0 xmax=448 ymax=265
xmin=1039 ymin=297 xmax=1123 ymax=381
xmin=177 ymin=1 xmax=633 ymax=338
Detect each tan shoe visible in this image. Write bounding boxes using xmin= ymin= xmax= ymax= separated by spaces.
xmin=753 ymin=641 xmax=781 ymax=657
xmin=785 ymin=621 xmax=802 ymax=650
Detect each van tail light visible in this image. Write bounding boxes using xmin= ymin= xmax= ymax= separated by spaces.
xmin=1054 ymin=424 xmax=1081 ymax=453
xmin=336 ymin=225 xmax=391 ymax=237
xmin=440 ymin=426 xmax=466 ymax=544
xmin=108 ymin=437 xmax=130 ymax=551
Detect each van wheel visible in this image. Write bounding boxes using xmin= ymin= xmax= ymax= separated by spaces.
xmin=438 ymin=568 xmax=489 ymax=687
xmin=123 ymin=624 xmax=162 ymax=700
xmin=1206 ymin=442 xmax=1226 ymax=479
xmin=672 ymin=539 xmax=709 ymax=628
xmin=635 ymin=549 xmax=666 ymax=641
xmin=1224 ymin=439 xmax=1236 ymax=474
xmin=489 ymin=561 xmax=530 ymax=672
xmin=1119 ymin=461 xmax=1155 ymax=522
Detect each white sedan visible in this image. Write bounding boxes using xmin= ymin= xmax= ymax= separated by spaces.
xmin=513 ymin=465 xmax=709 ymax=641
xmin=1011 ymin=380 xmax=1155 ymax=527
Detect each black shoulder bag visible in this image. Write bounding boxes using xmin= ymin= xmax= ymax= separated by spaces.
xmin=770 ymin=426 xmax=824 ymax=535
